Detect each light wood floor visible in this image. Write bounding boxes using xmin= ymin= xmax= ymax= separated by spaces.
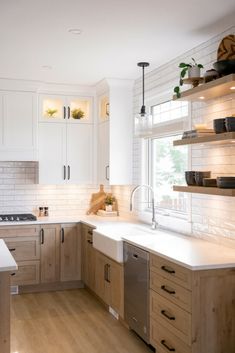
xmin=11 ymin=289 xmax=152 ymax=353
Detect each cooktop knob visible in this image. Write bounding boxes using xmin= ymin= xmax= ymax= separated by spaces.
xmin=16 ymin=216 xmax=20 ymax=221
xmin=10 ymin=216 xmax=14 ymax=221
xmin=0 ymin=217 xmax=2 ymax=221
xmin=4 ymin=217 xmax=9 ymax=221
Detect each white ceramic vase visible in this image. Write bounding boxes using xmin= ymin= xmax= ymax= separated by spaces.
xmin=188 ymin=66 xmax=200 ymax=78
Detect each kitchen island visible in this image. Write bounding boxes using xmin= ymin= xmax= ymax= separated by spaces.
xmin=0 ymin=239 xmax=18 ymax=353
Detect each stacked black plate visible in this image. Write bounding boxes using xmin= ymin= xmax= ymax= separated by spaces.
xmin=217 ymin=177 xmax=235 ymax=188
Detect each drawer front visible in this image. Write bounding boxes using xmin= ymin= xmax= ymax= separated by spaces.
xmin=150 ymin=290 xmax=192 ymax=345
xmin=11 ymin=260 xmax=40 ymax=286
xmin=150 ymin=271 xmax=192 ymax=312
xmin=0 ymin=225 xmax=40 ymax=238
xmin=150 ymin=317 xmax=191 ymax=353
xmin=150 ymin=254 xmax=192 ymax=290
xmin=3 ymin=236 xmax=40 ymax=261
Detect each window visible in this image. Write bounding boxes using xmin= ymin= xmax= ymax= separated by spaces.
xmin=147 ymin=100 xmax=189 ymax=218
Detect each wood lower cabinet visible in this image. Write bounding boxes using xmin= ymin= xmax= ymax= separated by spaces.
xmin=0 ymin=271 xmax=10 ymax=353
xmin=95 ymin=251 xmax=124 ymax=317
xmin=150 ymin=253 xmax=235 ymax=353
xmin=81 ymin=224 xmax=96 ymax=292
xmin=40 ymin=224 xmax=60 ymax=283
xmin=0 ymin=225 xmax=40 ymax=286
xmin=60 ymin=223 xmax=81 ymax=282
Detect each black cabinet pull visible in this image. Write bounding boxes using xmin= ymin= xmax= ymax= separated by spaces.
xmin=67 ymin=106 xmax=70 ymax=119
xmin=161 ymin=265 xmax=175 ymax=274
xmin=105 ymin=165 xmax=109 ymax=181
xmin=161 ymin=340 xmax=175 ymax=352
xmin=161 ymin=285 xmax=176 ymax=295
xmin=87 ymin=239 xmax=93 ymax=244
xmin=88 ymin=230 xmax=93 ymax=235
xmin=104 ymin=264 xmax=108 ymax=281
xmin=11 ymin=273 xmax=16 ymax=276
xmin=40 ymin=228 xmax=44 ymax=245
xmin=61 ymin=228 xmax=65 ymax=243
xmin=106 ymin=264 xmax=111 ymax=283
xmin=63 ymin=106 xmax=66 ymax=119
xmin=161 ymin=310 xmax=175 ymax=321
xmin=68 ymin=165 xmax=70 ymax=180
xmin=9 ymin=248 xmax=16 ymax=252
xmin=63 ymin=165 xmax=66 ymax=180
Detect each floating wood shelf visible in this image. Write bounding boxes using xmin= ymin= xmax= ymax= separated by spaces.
xmin=173 ymin=74 xmax=235 ymax=101
xmin=173 ymin=132 xmax=235 ymax=146
xmin=173 ymin=185 xmax=235 ymax=197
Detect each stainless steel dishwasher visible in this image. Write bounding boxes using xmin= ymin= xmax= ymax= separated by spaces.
xmin=124 ymin=242 xmax=149 ymax=344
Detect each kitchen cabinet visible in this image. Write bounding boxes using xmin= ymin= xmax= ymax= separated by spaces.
xmin=97 ymin=79 xmax=133 ymax=185
xmin=0 ymin=271 xmax=11 ymax=353
xmin=40 ymin=223 xmax=81 ymax=283
xmin=149 ymin=253 xmax=235 ymax=353
xmin=0 ymin=226 xmax=40 ymax=286
xmin=38 ymin=122 xmax=93 ymax=184
xmin=39 ymin=94 xmax=92 ymax=123
xmin=60 ymin=223 xmax=81 ymax=282
xmin=40 ymin=224 xmax=60 ymax=283
xmin=95 ymin=251 xmax=124 ymax=317
xmin=81 ymin=224 xmax=96 ymax=292
xmin=0 ymin=91 xmax=37 ymax=161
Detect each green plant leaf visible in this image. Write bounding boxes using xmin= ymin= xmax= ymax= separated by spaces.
xmin=181 ymin=68 xmax=188 ymax=78
xmin=179 ymin=78 xmax=183 ymax=85
xmin=174 ymin=86 xmax=180 ymax=93
xmin=198 ymin=64 xmax=203 ymax=68
xmin=179 ymin=62 xmax=187 ymax=68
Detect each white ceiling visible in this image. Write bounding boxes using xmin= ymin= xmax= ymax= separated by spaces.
xmin=0 ymin=0 xmax=235 ymax=85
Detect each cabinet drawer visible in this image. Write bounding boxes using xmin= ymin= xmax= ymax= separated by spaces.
xmin=150 ymin=317 xmax=191 ymax=353
xmin=11 ymin=260 xmax=40 ymax=286
xmin=150 ymin=290 xmax=192 ymax=345
xmin=3 ymin=237 xmax=40 ymax=261
xmin=150 ymin=271 xmax=192 ymax=312
xmin=150 ymin=254 xmax=192 ymax=290
xmin=0 ymin=225 xmax=40 ymax=238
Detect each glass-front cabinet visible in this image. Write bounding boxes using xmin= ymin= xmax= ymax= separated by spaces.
xmin=39 ymin=94 xmax=92 ymax=123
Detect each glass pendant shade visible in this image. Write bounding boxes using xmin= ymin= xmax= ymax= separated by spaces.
xmin=134 ymin=62 xmax=152 ymax=137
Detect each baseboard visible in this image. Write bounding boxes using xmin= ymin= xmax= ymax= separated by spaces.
xmin=19 ymin=280 xmax=84 ymax=294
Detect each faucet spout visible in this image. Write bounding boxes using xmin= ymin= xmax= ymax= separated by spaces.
xmin=130 ymin=185 xmax=158 ymax=229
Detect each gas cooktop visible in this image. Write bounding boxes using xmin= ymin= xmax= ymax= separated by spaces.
xmin=0 ymin=213 xmax=37 ymax=222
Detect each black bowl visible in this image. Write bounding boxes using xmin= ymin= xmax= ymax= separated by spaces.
xmin=195 ymin=171 xmax=211 ymax=186
xmin=213 ymin=118 xmax=226 ymax=134
xmin=225 ymin=117 xmax=235 ymax=132
xmin=213 ymin=60 xmax=235 ymax=75
xmin=185 ymin=171 xmax=196 ymax=186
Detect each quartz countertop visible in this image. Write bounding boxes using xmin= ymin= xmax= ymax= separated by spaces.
xmin=0 ymin=239 xmax=18 ymax=272
xmin=0 ymin=215 xmax=234 ymax=270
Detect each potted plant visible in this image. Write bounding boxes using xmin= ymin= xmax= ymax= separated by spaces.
xmin=174 ymin=58 xmax=204 ymax=98
xmin=71 ymin=108 xmax=85 ymax=119
xmin=104 ymin=195 xmax=115 ymax=212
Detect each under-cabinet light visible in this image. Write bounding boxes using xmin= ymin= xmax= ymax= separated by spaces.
xmin=230 ymin=86 xmax=235 ymax=90
xmin=199 ymin=96 xmax=205 ymax=100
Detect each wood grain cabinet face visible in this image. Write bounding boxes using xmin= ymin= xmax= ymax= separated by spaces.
xmin=81 ymin=225 xmax=96 ymax=292
xmin=150 ymin=253 xmax=235 ymax=353
xmin=60 ymin=224 xmax=81 ymax=282
xmin=40 ymin=224 xmax=60 ymax=283
xmin=95 ymin=251 xmax=124 ymax=317
xmin=0 ymin=226 xmax=40 ymax=286
xmin=0 ymin=272 xmax=10 ymax=353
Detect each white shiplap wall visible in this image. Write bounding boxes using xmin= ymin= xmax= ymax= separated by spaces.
xmin=112 ymin=26 xmax=235 ymax=247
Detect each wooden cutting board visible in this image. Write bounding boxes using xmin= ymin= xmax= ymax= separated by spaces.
xmin=86 ymin=184 xmax=118 ymax=215
xmin=217 ymin=34 xmax=235 ymax=61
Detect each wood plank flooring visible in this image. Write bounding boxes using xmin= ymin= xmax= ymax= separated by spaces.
xmin=11 ymin=289 xmax=152 ymax=353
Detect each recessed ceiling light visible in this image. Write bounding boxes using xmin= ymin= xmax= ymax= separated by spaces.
xmin=199 ymin=96 xmax=205 ymax=100
xmin=68 ymin=28 xmax=82 ymax=35
xmin=230 ymin=86 xmax=235 ymax=90
xmin=42 ymin=65 xmax=52 ymax=70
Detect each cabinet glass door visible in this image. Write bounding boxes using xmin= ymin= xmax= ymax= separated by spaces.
xmin=68 ymin=97 xmax=92 ymax=123
xmin=41 ymin=95 xmax=65 ymax=122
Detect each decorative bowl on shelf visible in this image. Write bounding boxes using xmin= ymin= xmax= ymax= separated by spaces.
xmin=213 ymin=59 xmax=235 ymax=76
xmin=195 ymin=171 xmax=211 ymax=186
xmin=225 ymin=116 xmax=235 ymax=132
xmin=217 ymin=177 xmax=235 ymax=188
xmin=213 ymin=118 xmax=226 ymax=134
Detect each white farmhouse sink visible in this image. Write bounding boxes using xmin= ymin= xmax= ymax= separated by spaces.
xmin=92 ymin=224 xmax=160 ymax=263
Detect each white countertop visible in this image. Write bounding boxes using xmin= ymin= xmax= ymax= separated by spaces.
xmin=0 ymin=239 xmax=18 ymax=272
xmin=0 ymin=215 xmax=234 ymax=270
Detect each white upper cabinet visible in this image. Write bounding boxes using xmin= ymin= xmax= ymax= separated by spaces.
xmin=39 ymin=94 xmax=92 ymax=123
xmin=97 ymin=79 xmax=134 ymax=185
xmin=0 ymin=91 xmax=37 ymax=160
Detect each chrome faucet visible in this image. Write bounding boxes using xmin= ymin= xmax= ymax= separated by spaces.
xmin=130 ymin=185 xmax=158 ymax=229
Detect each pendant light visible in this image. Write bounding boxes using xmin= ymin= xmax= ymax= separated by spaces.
xmin=135 ymin=62 xmax=152 ymax=137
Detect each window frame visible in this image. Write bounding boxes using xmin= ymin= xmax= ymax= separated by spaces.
xmin=139 ymin=92 xmax=192 ymax=234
